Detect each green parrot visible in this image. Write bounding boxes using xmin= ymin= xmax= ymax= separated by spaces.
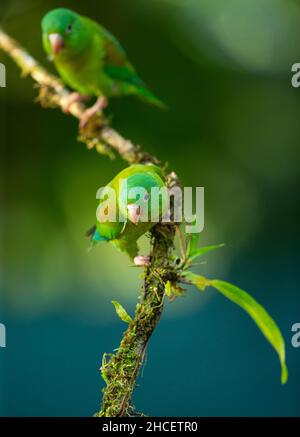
xmin=87 ymin=164 xmax=168 ymax=266
xmin=41 ymin=8 xmax=166 ymax=127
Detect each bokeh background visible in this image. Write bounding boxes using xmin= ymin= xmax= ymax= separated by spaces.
xmin=0 ymin=0 xmax=300 ymax=417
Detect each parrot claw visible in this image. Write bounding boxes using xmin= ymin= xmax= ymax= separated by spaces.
xmin=133 ymin=256 xmax=150 ymax=267
xmin=79 ymin=96 xmax=108 ymax=129
xmin=62 ymin=92 xmax=89 ymax=113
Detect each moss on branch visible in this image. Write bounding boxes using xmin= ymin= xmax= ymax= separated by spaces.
xmin=99 ymin=224 xmax=176 ymax=416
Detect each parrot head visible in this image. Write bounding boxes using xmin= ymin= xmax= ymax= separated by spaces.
xmin=42 ymin=8 xmax=91 ymax=59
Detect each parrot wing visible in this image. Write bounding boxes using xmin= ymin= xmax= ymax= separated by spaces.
xmin=101 ymin=27 xmax=166 ymax=108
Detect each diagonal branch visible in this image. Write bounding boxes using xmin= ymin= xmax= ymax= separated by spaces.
xmin=0 ymin=28 xmax=180 ymax=416
xmin=0 ymin=28 xmax=159 ymax=164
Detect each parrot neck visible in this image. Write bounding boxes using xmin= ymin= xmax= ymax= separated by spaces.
xmin=54 ymin=36 xmax=94 ymax=65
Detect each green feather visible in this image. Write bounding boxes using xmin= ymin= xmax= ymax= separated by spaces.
xmin=89 ymin=164 xmax=167 ymax=260
xmin=42 ymin=8 xmax=166 ymax=107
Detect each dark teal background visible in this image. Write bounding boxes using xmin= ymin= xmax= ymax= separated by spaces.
xmin=0 ymin=0 xmax=300 ymax=416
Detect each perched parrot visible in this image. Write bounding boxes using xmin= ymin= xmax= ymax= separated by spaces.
xmin=87 ymin=164 xmax=168 ymax=266
xmin=41 ymin=8 xmax=166 ymax=127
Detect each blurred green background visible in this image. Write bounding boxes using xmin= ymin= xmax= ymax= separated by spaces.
xmin=0 ymin=0 xmax=300 ymax=416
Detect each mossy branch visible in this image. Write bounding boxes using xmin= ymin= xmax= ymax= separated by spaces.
xmin=0 ymin=28 xmax=180 ymax=416
xmin=99 ymin=224 xmax=177 ymax=417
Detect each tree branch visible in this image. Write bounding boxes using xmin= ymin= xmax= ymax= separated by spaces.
xmin=0 ymin=29 xmax=159 ymax=164
xmin=0 ymin=28 xmax=180 ymax=416
xmin=99 ymin=224 xmax=176 ymax=417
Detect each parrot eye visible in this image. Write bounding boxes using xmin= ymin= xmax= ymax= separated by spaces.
xmin=66 ymin=24 xmax=73 ymax=33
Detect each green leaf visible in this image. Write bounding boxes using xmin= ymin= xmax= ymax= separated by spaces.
xmin=111 ymin=300 xmax=133 ymax=324
xmin=165 ymin=281 xmax=172 ymax=297
xmin=188 ymin=243 xmax=225 ymax=261
xmin=183 ymin=272 xmax=208 ymax=291
xmin=210 ymin=280 xmax=288 ymax=384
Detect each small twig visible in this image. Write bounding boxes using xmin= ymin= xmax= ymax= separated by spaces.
xmin=176 ymin=225 xmax=186 ymax=261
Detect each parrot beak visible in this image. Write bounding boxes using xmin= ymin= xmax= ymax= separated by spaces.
xmin=127 ymin=204 xmax=141 ymax=225
xmin=48 ymin=33 xmax=65 ymax=55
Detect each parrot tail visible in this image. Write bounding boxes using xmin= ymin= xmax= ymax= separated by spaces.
xmin=86 ymin=225 xmax=97 ymax=239
xmin=85 ymin=225 xmax=107 ymax=248
xmin=136 ymin=86 xmax=168 ymax=110
xmin=86 ymin=225 xmax=108 ymax=244
xmin=86 ymin=225 xmax=98 ymax=250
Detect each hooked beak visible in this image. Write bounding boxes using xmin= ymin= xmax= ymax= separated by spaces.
xmin=48 ymin=33 xmax=65 ymax=55
xmin=127 ymin=204 xmax=141 ymax=225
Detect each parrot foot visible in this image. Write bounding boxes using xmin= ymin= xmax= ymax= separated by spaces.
xmin=79 ymin=96 xmax=108 ymax=129
xmin=133 ymin=256 xmax=150 ymax=267
xmin=62 ymin=92 xmax=89 ymax=113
